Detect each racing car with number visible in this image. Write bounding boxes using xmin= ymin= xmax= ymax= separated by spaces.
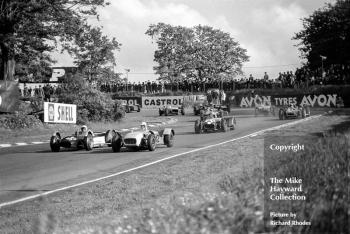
xmin=195 ymin=109 xmax=236 ymax=133
xmin=50 ymin=125 xmax=115 ymax=152
xmin=159 ymin=105 xmax=185 ymax=116
xmin=255 ymin=103 xmax=276 ymax=116
xmin=278 ymin=104 xmax=310 ymax=120
xmin=111 ymin=122 xmax=174 ymax=152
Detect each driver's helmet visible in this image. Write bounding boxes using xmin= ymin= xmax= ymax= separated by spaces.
xmin=140 ymin=122 xmax=147 ymax=131
xmin=81 ymin=125 xmax=87 ymax=132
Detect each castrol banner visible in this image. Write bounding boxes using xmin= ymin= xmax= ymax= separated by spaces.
xmin=44 ymin=102 xmax=76 ymax=123
xmin=142 ymin=96 xmax=184 ymax=109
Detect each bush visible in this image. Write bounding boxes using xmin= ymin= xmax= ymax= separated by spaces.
xmin=57 ymin=74 xmax=125 ymax=122
xmin=0 ymin=114 xmax=42 ymax=129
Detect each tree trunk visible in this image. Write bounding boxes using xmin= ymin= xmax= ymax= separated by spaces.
xmin=0 ymin=43 xmax=15 ymax=81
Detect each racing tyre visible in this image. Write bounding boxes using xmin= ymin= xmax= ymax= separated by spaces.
xmin=279 ymin=109 xmax=285 ymax=120
xmin=165 ymin=109 xmax=169 ymax=116
xmin=111 ymin=134 xmax=122 ymax=152
xmin=159 ymin=109 xmax=163 ymax=116
xmin=137 ymin=107 xmax=141 ymax=112
xmin=164 ymin=132 xmax=174 ymax=147
xmin=271 ymin=107 xmax=276 ymax=116
xmin=254 ymin=108 xmax=258 ymax=117
xmin=221 ymin=119 xmax=228 ymax=132
xmin=305 ymin=106 xmax=310 ymax=116
xmin=147 ymin=134 xmax=156 ymax=151
xmin=301 ymin=108 xmax=306 ymax=118
xmin=50 ymin=134 xmax=61 ymax=152
xmin=194 ymin=120 xmax=203 ymax=134
xmin=181 ymin=109 xmax=185 ymax=115
xmin=84 ymin=133 xmax=94 ymax=151
xmin=125 ymin=107 xmax=130 ymax=113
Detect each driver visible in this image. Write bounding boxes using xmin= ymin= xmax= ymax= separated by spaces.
xmin=81 ymin=125 xmax=87 ymax=132
xmin=140 ymin=122 xmax=148 ymax=131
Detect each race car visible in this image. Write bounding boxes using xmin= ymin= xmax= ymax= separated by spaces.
xmin=278 ymin=104 xmax=310 ymax=120
xmin=159 ymin=105 xmax=185 ymax=116
xmin=255 ymin=104 xmax=275 ymax=116
xmin=111 ymin=122 xmax=174 ymax=152
xmin=195 ymin=109 xmax=236 ymax=133
xmin=121 ymin=103 xmax=141 ymax=113
xmin=50 ymin=125 xmax=115 ymax=152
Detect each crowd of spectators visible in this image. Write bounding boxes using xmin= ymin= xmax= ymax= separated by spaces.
xmin=20 ymin=64 xmax=349 ymax=98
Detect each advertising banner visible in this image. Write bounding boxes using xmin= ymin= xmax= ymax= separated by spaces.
xmin=44 ymin=102 xmax=76 ymax=123
xmin=0 ymin=81 xmax=20 ymax=113
xmin=141 ymin=96 xmax=184 ymax=109
xmin=237 ymin=94 xmax=339 ymax=108
xmin=114 ymin=96 xmax=142 ymax=106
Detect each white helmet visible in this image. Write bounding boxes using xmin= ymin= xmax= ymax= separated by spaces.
xmin=81 ymin=125 xmax=87 ymax=132
xmin=140 ymin=122 xmax=147 ymax=130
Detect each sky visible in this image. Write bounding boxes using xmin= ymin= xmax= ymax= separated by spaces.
xmin=53 ymin=0 xmax=335 ymax=82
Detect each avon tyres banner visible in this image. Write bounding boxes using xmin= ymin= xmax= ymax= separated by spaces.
xmin=142 ymin=96 xmax=184 ymax=109
xmin=238 ymin=94 xmax=339 ymax=108
xmin=44 ymin=102 xmax=76 ymax=123
xmin=0 ymin=81 xmax=20 ymax=113
xmin=114 ymin=97 xmax=142 ymax=106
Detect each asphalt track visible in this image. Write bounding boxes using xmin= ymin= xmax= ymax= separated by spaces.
xmin=0 ymin=109 xmax=311 ymax=206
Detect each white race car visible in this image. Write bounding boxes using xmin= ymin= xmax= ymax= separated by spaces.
xmin=255 ymin=104 xmax=275 ymax=116
xmin=111 ymin=122 xmax=175 ymax=152
xmin=50 ymin=125 xmax=114 ymax=152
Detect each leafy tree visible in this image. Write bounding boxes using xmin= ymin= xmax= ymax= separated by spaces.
xmin=146 ymin=23 xmax=249 ymax=82
xmin=0 ymin=0 xmax=108 ymax=81
xmin=65 ymin=23 xmax=121 ymax=82
xmin=293 ymin=0 xmax=350 ymax=69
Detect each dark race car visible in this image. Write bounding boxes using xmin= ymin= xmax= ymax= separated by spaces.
xmin=121 ymin=103 xmax=141 ymax=113
xmin=195 ymin=109 xmax=236 ymax=133
xmin=159 ymin=105 xmax=185 ymax=116
xmin=278 ymin=104 xmax=310 ymax=120
xmin=50 ymin=125 xmax=115 ymax=152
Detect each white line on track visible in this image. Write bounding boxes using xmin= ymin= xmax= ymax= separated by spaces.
xmin=0 ymin=114 xmax=322 ymax=208
xmin=15 ymin=143 xmax=28 ymax=146
xmin=0 ymin=144 xmax=11 ymax=148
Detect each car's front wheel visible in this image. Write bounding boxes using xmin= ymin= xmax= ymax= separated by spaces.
xmin=147 ymin=134 xmax=156 ymax=151
xmin=111 ymin=134 xmax=122 ymax=152
xmin=164 ymin=132 xmax=174 ymax=147
xmin=84 ymin=133 xmax=94 ymax=151
xmin=50 ymin=134 xmax=61 ymax=152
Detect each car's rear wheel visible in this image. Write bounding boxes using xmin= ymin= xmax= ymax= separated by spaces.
xmin=165 ymin=109 xmax=169 ymax=116
xmin=111 ymin=134 xmax=122 ymax=152
xmin=125 ymin=106 xmax=130 ymax=113
xmin=164 ymin=132 xmax=174 ymax=147
xmin=84 ymin=133 xmax=93 ymax=151
xmin=221 ymin=119 xmax=228 ymax=132
xmin=195 ymin=120 xmax=203 ymax=134
xmin=147 ymin=134 xmax=156 ymax=151
xmin=279 ymin=109 xmax=285 ymax=120
xmin=50 ymin=134 xmax=61 ymax=152
xmin=301 ymin=108 xmax=306 ymax=118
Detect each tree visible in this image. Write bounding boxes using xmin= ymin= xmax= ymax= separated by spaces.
xmin=65 ymin=23 xmax=121 ymax=82
xmin=0 ymin=0 xmax=108 ymax=81
xmin=293 ymin=0 xmax=350 ymax=69
xmin=145 ymin=23 xmax=249 ymax=83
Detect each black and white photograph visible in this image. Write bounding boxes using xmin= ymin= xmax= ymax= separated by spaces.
xmin=0 ymin=0 xmax=349 ymax=233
